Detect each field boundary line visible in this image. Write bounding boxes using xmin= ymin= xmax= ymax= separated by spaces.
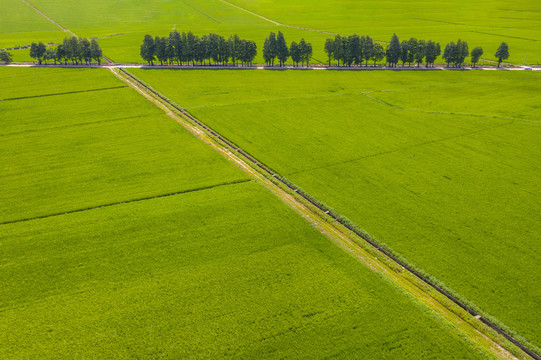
xmin=286 ymin=120 xmax=515 ymax=177
xmin=112 ymin=67 xmax=539 ymax=360
xmin=181 ymin=0 xmax=222 ymax=24
xmin=19 ymin=0 xmax=76 ymax=36
xmin=0 ymin=85 xmax=128 ymax=102
xmin=0 ymin=114 xmax=154 ymax=138
xmin=218 ymin=0 xmax=336 ymax=35
xmin=360 ymin=93 xmax=541 ymax=124
xmin=0 ymin=179 xmax=250 ymax=226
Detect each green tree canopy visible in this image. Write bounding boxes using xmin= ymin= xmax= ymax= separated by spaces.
xmin=495 ymin=42 xmax=509 ymax=67
xmin=471 ymin=46 xmax=483 ymax=67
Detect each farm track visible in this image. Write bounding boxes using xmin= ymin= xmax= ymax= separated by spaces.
xmin=115 ymin=67 xmax=539 ymax=360
xmin=19 ymin=0 xmax=75 ymax=36
xmin=218 ymin=0 xmax=336 ymax=35
xmin=0 ymin=179 xmax=251 ymax=226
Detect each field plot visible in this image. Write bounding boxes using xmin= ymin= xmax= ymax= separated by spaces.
xmin=1 ymin=67 xmax=492 ymax=358
xmin=4 ymin=0 xmax=540 ymax=64
xmin=131 ymin=68 xmax=541 ymax=348
xmin=0 ymin=0 xmax=65 ymax=49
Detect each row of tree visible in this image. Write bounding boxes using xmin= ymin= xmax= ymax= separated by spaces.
xmin=262 ymin=32 xmax=313 ymax=67
xmin=140 ymin=31 xmax=257 ymax=66
xmin=332 ymin=33 xmax=510 ymax=68
xmin=324 ymin=35 xmax=383 ymax=66
xmin=30 ymin=36 xmax=103 ymax=65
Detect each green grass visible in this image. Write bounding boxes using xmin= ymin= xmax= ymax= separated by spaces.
xmin=0 ymin=67 xmax=494 ymax=358
xmin=0 ymin=68 xmax=247 ymax=223
xmin=0 ymin=67 xmax=122 ymax=99
xmin=0 ymin=0 xmax=66 ymax=49
xmin=3 ymin=0 xmax=540 ymax=63
xmin=0 ymin=181 xmax=491 ymax=359
xmin=131 ymin=68 xmax=541 ymax=348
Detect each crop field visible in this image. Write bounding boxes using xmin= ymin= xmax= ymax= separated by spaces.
xmin=0 ymin=67 xmax=499 ymax=358
xmin=0 ymin=0 xmax=65 ymax=49
xmin=3 ymin=0 xmax=540 ymax=64
xmin=130 ymin=68 xmax=541 ymax=348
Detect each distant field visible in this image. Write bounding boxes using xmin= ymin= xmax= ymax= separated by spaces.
xmin=3 ymin=0 xmax=540 ymax=64
xmin=0 ymin=0 xmax=65 ymax=49
xmin=131 ymin=68 xmax=541 ymax=347
xmin=0 ymin=67 xmax=493 ymax=358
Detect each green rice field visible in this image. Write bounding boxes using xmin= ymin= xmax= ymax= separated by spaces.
xmin=130 ymin=68 xmax=541 ymax=348
xmin=3 ymin=0 xmax=541 ymax=64
xmin=0 ymin=67 xmax=498 ymax=358
xmin=2 ymin=0 xmax=540 ymax=357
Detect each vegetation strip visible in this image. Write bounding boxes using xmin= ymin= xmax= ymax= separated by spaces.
xmin=0 ymin=179 xmax=251 ymax=226
xmin=118 ymin=67 xmax=540 ymax=360
xmin=0 ymin=85 xmax=127 ymax=101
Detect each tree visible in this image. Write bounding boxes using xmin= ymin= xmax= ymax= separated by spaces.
xmin=424 ymin=40 xmax=440 ymax=67
xmin=495 ymin=42 xmax=509 ymax=68
xmin=63 ymin=36 xmax=79 ymax=64
xmin=186 ymin=31 xmax=198 ymax=65
xmin=299 ymin=38 xmax=312 ymax=67
xmin=324 ymin=38 xmax=334 ymax=66
xmin=399 ymin=40 xmax=409 ymax=67
xmin=0 ymin=51 xmax=13 ymax=64
xmin=414 ymin=39 xmax=425 ymax=67
xmin=29 ymin=42 xmax=39 ymax=63
xmin=140 ymin=34 xmax=156 ymax=65
xmin=197 ymin=35 xmax=209 ymax=65
xmin=165 ymin=37 xmax=175 ymax=65
xmin=169 ymin=30 xmax=182 ymax=65
xmin=276 ymin=31 xmax=289 ymax=66
xmin=55 ymin=45 xmax=65 ymax=65
xmin=154 ymin=36 xmax=167 ymax=65
xmin=90 ymin=39 xmax=102 ymax=65
xmin=246 ymin=40 xmax=257 ymax=66
xmin=44 ymin=48 xmax=56 ymax=64
xmin=290 ymin=41 xmax=300 ymax=66
xmin=470 ymin=46 xmax=483 ymax=68
xmin=442 ymin=42 xmax=456 ymax=67
xmin=228 ymin=34 xmax=241 ymax=65
xmin=385 ymin=33 xmax=400 ymax=67
xmin=407 ymin=38 xmax=417 ymax=66
xmin=263 ymin=32 xmax=277 ymax=66
xmin=455 ymin=39 xmax=469 ymax=67
xmin=333 ymin=34 xmax=343 ymax=66
xmin=347 ymin=34 xmax=361 ymax=66
xmin=372 ymin=43 xmax=385 ymax=66
xmin=79 ymin=38 xmax=91 ymax=64
xmin=362 ymin=36 xmax=373 ymax=66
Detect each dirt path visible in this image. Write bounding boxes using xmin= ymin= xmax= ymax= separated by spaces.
xmin=20 ymin=0 xmax=76 ymax=36
xmin=219 ymin=0 xmax=337 ymax=35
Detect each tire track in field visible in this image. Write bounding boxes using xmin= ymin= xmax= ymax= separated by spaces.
xmin=181 ymin=0 xmax=222 ymax=24
xmin=0 ymin=85 xmax=128 ymax=101
xmin=0 ymin=179 xmax=251 ymax=226
xmin=0 ymin=114 xmax=153 ymax=138
xmin=286 ymin=120 xmax=516 ymax=177
xmin=115 ymin=68 xmax=541 ymax=360
xmin=360 ymin=93 xmax=541 ymax=124
xmin=20 ymin=0 xmax=76 ymax=36
xmin=218 ymin=0 xmax=336 ymax=35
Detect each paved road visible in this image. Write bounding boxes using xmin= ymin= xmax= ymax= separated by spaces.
xmin=2 ymin=63 xmax=540 ymax=70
